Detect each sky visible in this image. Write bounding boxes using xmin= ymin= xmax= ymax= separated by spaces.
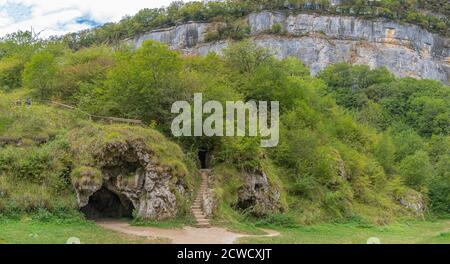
xmin=0 ymin=0 xmax=182 ymax=38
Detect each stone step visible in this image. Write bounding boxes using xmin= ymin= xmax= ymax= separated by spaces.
xmin=196 ymin=224 xmax=211 ymax=228
xmin=192 ymin=169 xmax=212 ymax=228
xmin=193 ymin=211 xmax=206 ymax=216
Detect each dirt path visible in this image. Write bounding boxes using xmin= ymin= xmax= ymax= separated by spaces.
xmin=97 ymin=220 xmax=279 ymax=244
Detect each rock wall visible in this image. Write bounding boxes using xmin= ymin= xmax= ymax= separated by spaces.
xmin=133 ymin=11 xmax=450 ymax=84
xmin=74 ymin=139 xmax=184 ymax=220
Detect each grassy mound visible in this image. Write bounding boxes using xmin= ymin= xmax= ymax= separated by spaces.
xmin=0 ymin=90 xmax=197 ymax=219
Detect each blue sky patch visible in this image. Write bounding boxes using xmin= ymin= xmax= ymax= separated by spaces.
xmin=75 ymin=15 xmax=102 ymax=27
xmin=0 ymin=1 xmax=33 ymax=22
xmin=0 ymin=0 xmax=175 ymax=38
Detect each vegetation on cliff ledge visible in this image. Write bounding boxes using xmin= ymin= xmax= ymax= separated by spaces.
xmin=49 ymin=0 xmax=449 ymax=49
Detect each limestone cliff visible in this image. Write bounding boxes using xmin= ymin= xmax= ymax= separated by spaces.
xmin=133 ymin=11 xmax=450 ymax=84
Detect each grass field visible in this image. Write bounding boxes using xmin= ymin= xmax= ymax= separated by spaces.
xmin=0 ymin=218 xmax=168 ymax=244
xmin=238 ymin=220 xmax=450 ymax=244
xmin=1 ymin=217 xmax=449 ymax=244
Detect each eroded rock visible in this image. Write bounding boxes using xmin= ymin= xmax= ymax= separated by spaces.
xmin=202 ymin=188 xmax=217 ymax=218
xmin=73 ymin=138 xmax=183 ymax=220
xmin=237 ymin=171 xmax=283 ymax=216
xmin=399 ymin=190 xmax=426 ymax=216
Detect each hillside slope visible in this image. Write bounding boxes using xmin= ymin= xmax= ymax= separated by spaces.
xmin=0 ymin=91 xmax=197 ymax=220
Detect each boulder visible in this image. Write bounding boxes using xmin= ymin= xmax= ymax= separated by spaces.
xmin=399 ymin=189 xmax=426 ymax=216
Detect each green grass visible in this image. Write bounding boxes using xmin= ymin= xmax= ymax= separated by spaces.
xmin=237 ymin=220 xmax=450 ymax=244
xmin=0 ymin=218 xmax=167 ymax=244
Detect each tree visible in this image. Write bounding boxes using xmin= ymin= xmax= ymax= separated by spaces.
xmin=428 ymin=155 xmax=450 ymax=213
xmin=0 ymin=56 xmax=25 ymax=91
xmin=224 ymin=40 xmax=272 ymax=74
xmin=55 ymin=46 xmax=114 ymax=103
xmin=105 ymin=40 xmax=185 ymax=130
xmin=374 ymin=133 xmax=396 ymax=174
xmin=23 ymin=51 xmax=58 ymax=99
xmin=399 ymin=151 xmax=433 ymax=190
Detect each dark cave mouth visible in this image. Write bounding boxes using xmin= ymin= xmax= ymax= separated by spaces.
xmin=198 ymin=150 xmax=209 ymax=169
xmin=81 ymin=187 xmax=135 ymax=220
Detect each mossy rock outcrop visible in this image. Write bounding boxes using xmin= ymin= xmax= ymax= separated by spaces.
xmin=68 ymin=124 xmax=195 ymax=220
xmin=0 ymin=95 xmax=195 ymax=220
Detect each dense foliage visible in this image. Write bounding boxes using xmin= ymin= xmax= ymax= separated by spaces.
xmin=51 ymin=0 xmax=449 ymax=50
xmin=318 ymin=63 xmax=450 ymax=214
xmin=0 ymin=1 xmax=449 ymax=223
xmin=1 ymin=28 xmax=449 ymax=223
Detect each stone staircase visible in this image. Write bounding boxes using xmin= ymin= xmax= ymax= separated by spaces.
xmin=191 ymin=169 xmax=211 ymax=228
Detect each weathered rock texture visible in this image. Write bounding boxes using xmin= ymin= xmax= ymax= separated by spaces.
xmin=74 ymin=139 xmax=184 ymax=220
xmin=399 ymin=190 xmax=426 ymax=216
xmin=133 ymin=11 xmax=450 ymax=83
xmin=237 ymin=171 xmax=283 ymax=216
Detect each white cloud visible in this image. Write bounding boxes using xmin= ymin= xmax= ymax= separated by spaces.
xmin=0 ymin=0 xmax=183 ymax=37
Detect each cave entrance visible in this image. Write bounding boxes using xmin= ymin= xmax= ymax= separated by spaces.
xmin=81 ymin=187 xmax=134 ymax=220
xmin=198 ymin=150 xmax=209 ymax=169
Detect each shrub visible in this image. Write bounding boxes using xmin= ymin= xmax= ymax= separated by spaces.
xmin=0 ymin=56 xmax=24 ymax=91
xmin=428 ymin=155 xmax=450 ymax=214
xmin=399 ymin=151 xmax=434 ymax=190
xmin=269 ymin=23 xmax=283 ymax=34
xmin=23 ymin=51 xmax=58 ymax=99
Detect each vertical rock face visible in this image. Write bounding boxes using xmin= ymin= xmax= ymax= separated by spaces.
xmin=247 ymin=12 xmax=449 ymax=81
xmin=132 ymin=11 xmax=450 ymax=84
xmin=134 ymin=22 xmax=209 ymax=50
